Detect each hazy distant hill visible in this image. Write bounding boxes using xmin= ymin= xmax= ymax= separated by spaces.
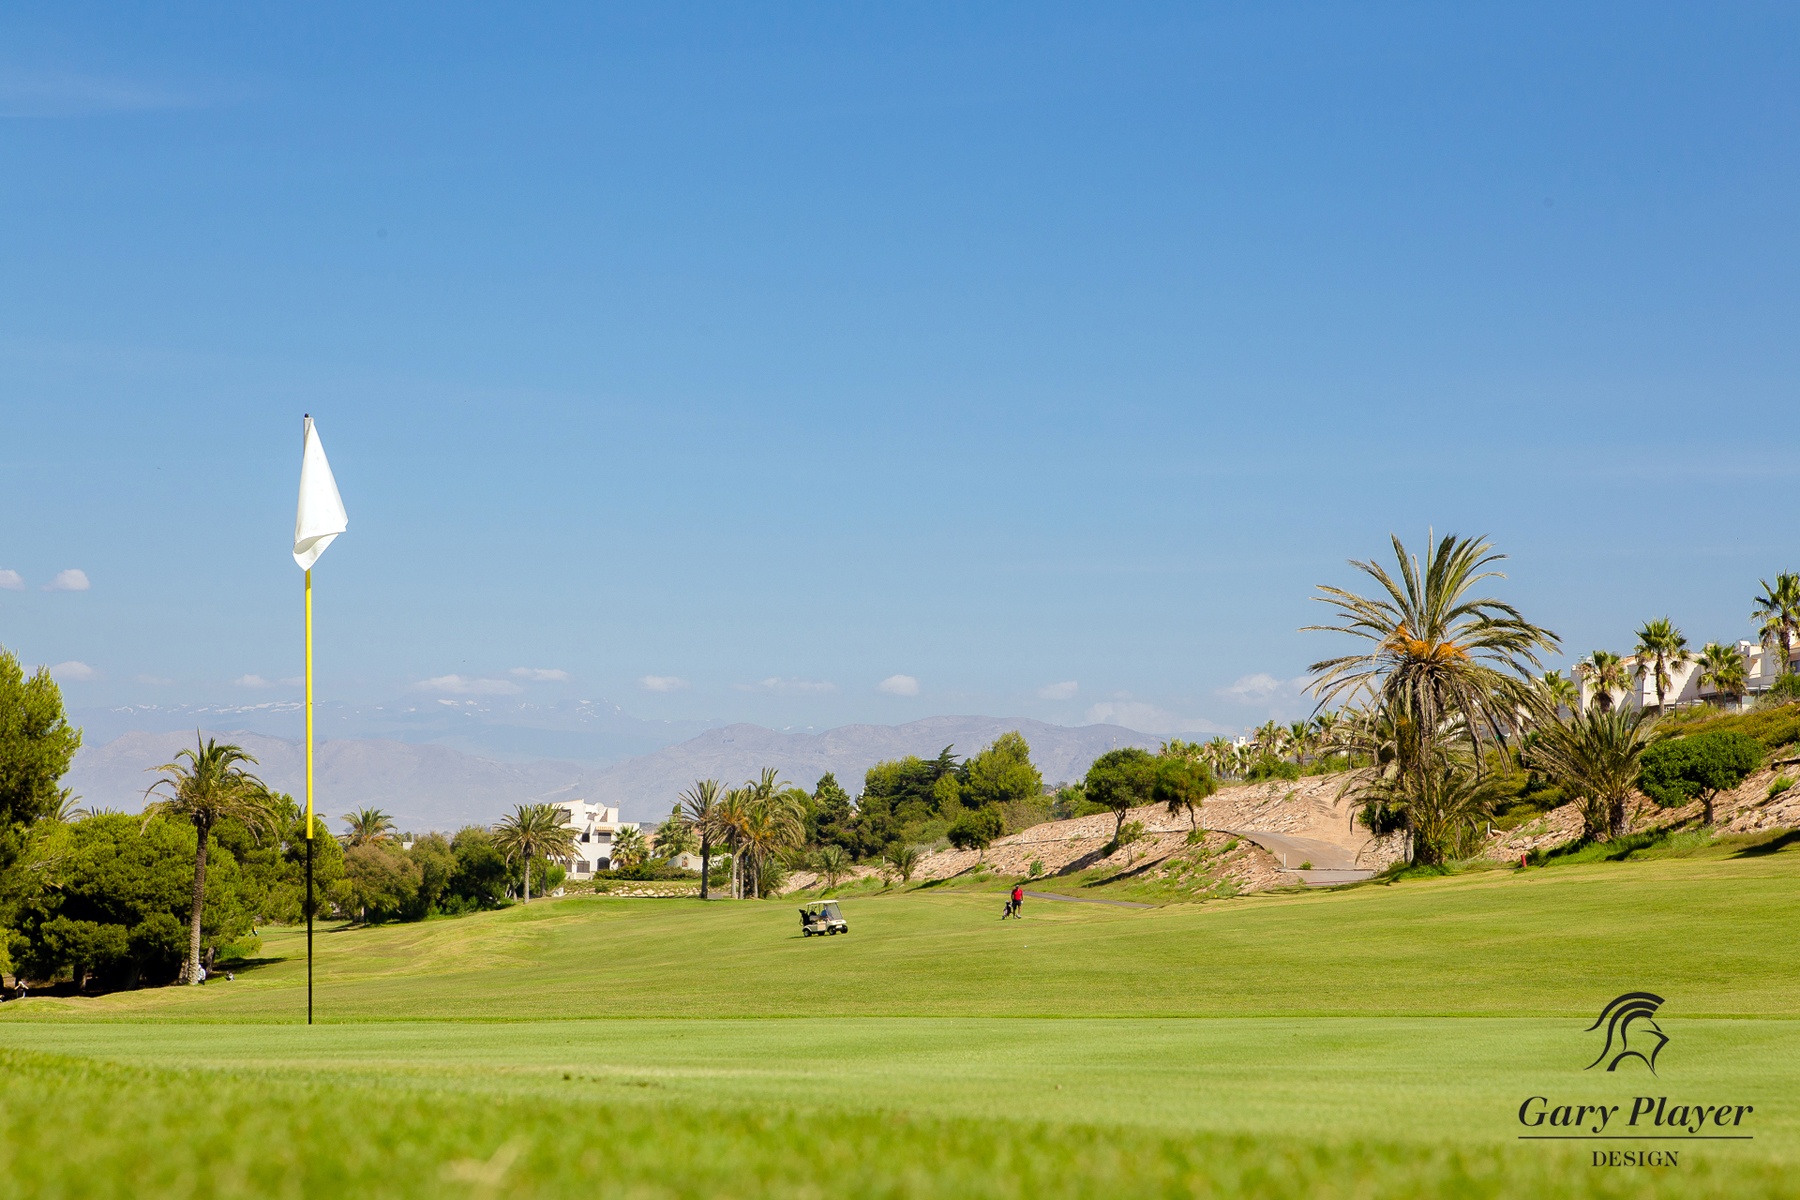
xmin=63 ymin=730 xmax=612 ymax=833
xmin=586 ymin=716 xmax=1157 ymax=813
xmin=64 ymin=716 xmax=1156 ymax=832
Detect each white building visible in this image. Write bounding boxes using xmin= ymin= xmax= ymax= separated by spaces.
xmin=554 ymin=799 xmax=638 ymax=878
xmin=1576 ymin=639 xmax=1797 ymax=714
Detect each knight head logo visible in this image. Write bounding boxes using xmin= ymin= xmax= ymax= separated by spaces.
xmin=1585 ymin=992 xmax=1669 ymax=1075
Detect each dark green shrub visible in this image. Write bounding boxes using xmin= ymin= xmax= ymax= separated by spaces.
xmin=1638 ymin=730 xmax=1761 ymax=824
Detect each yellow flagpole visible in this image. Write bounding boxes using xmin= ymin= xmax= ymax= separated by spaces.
xmin=305 ymin=566 xmax=315 ymax=1025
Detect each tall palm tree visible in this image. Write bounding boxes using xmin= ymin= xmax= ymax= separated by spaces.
xmin=142 ymin=734 xmax=277 ymax=984
xmin=1355 ymin=755 xmax=1503 ymax=865
xmin=678 ymin=779 xmax=722 ymax=899
xmin=1286 ymin=719 xmax=1313 ymax=764
xmin=710 ymin=786 xmax=752 ymax=899
xmin=492 ymin=803 xmax=577 ymax=903
xmin=1697 ymin=642 xmax=1748 ymax=706
xmin=1306 ymin=532 xmax=1560 ymax=790
xmin=1752 ymin=572 xmax=1800 ymax=680
xmin=736 ymin=770 xmax=804 ymax=898
xmin=1632 ymin=618 xmax=1691 ymax=713
xmin=1527 ymin=706 xmax=1657 ymax=841
xmin=341 ymin=807 xmax=396 ymax=846
xmin=1576 ymin=650 xmax=1630 ymax=713
xmin=651 ymin=805 xmax=697 ymax=861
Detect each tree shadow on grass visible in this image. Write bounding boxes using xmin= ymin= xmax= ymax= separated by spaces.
xmin=1730 ymin=828 xmax=1800 ymax=858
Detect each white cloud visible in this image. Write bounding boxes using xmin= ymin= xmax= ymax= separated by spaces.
xmin=415 ymin=674 xmax=524 ymax=696
xmin=639 ymin=675 xmax=690 ymax=693
xmin=44 ymin=569 xmax=90 ymax=592
xmin=878 ymin=674 xmax=920 ymax=697
xmin=49 ymin=661 xmax=96 ymax=682
xmin=0 ymin=569 xmax=23 ymax=591
xmin=234 ymin=674 xmax=274 ymax=688
xmin=510 ymin=667 xmax=571 ymax=682
xmin=735 ymin=677 xmax=838 ymax=695
xmin=1036 ymin=680 xmax=1079 ymax=701
xmin=1084 ymin=700 xmax=1229 ymax=737
xmin=1216 ymin=673 xmax=1311 ymax=706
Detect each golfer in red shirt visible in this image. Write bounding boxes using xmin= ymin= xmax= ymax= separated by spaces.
xmin=1011 ymin=884 xmax=1024 ymax=916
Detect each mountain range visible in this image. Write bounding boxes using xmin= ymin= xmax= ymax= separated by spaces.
xmin=62 ymin=713 xmax=1158 ymax=833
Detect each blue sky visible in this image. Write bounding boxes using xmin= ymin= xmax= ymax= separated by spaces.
xmin=3 ymin=3 xmax=1797 ymax=738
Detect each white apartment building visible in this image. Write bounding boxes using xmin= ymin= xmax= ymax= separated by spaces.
xmin=1576 ymin=639 xmax=1798 ymax=714
xmin=554 ymin=799 xmax=638 ymax=878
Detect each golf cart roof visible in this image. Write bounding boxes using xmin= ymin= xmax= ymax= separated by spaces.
xmin=801 ymin=901 xmax=843 ymax=913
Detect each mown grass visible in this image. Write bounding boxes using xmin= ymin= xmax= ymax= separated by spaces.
xmin=4 ymin=841 xmax=1797 ymax=1197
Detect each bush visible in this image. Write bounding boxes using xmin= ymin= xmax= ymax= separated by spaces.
xmin=1770 ymin=776 xmax=1794 ymax=801
xmin=1638 ymin=730 xmax=1762 ymax=823
xmin=1027 ymin=858 xmax=1044 ymax=878
xmin=1247 ymin=758 xmax=1302 ymax=782
xmin=946 ymin=806 xmax=1004 ymax=854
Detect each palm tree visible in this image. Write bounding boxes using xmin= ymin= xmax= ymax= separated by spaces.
xmin=881 ymin=842 xmax=921 ymax=885
xmin=711 ymin=786 xmax=752 ymax=899
xmin=492 ymin=803 xmax=577 ymax=902
xmin=736 ymin=770 xmax=805 ymax=898
xmin=610 ymin=825 xmax=648 ymax=870
xmin=1576 ymin=650 xmax=1630 ymax=713
xmin=678 ymin=779 xmax=722 ymax=900
xmin=1527 ymin=706 xmax=1657 ymax=841
xmin=1697 ymin=642 xmax=1748 ymax=706
xmin=814 ymin=844 xmax=851 ymax=889
xmin=142 ymin=734 xmax=277 ymax=984
xmin=651 ymin=804 xmax=697 ymax=861
xmin=53 ymin=789 xmax=87 ymax=822
xmin=1540 ymin=671 xmax=1579 ymax=717
xmin=1355 ymin=755 xmax=1503 ymax=865
xmin=342 ymin=807 xmax=396 ymax=846
xmin=1632 ymin=618 xmax=1691 ymax=713
xmin=1752 ymin=573 xmax=1800 ymax=680
xmin=1306 ymin=532 xmax=1560 ymax=794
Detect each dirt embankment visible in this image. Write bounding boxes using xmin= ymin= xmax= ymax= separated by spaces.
xmin=784 ymin=773 xmax=1408 ymax=895
xmin=1487 ymin=758 xmax=1800 ymax=859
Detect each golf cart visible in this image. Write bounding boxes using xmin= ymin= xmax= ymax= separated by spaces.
xmin=799 ymin=900 xmax=848 ymax=936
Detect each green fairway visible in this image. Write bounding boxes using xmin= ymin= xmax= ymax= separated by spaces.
xmin=4 ymin=846 xmax=1798 ymax=1196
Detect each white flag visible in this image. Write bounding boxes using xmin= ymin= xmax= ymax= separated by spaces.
xmin=293 ymin=416 xmax=348 ymax=570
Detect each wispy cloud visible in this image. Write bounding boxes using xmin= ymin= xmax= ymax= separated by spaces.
xmin=734 ymin=677 xmax=838 ymax=695
xmin=50 ymin=661 xmax=96 ymax=682
xmin=509 ymin=667 xmax=570 ymax=682
xmin=878 ymin=674 xmax=920 ymax=697
xmin=0 ymin=569 xmax=22 ymax=591
xmin=1084 ymin=699 xmax=1229 ymax=736
xmin=44 ymin=568 xmax=89 ymax=592
xmin=0 ymin=70 xmax=198 ymax=118
xmin=639 ymin=675 xmax=690 ymax=693
xmin=415 ymin=674 xmax=524 ymax=696
xmin=1216 ymin=673 xmax=1310 ymax=705
xmin=234 ymin=674 xmax=274 ymax=688
xmin=1036 ymin=680 xmax=1079 ymax=701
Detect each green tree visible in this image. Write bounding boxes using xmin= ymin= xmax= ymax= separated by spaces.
xmin=1528 ymin=706 xmax=1658 ymax=840
xmin=1697 ymin=642 xmax=1748 ymax=705
xmin=946 ymin=806 xmax=1004 ymax=859
xmin=1306 ymin=533 xmax=1560 ymax=791
xmin=963 ymin=732 xmax=1043 ymax=810
xmin=1541 ymin=671 xmax=1580 ymax=716
xmin=880 ymin=842 xmax=921 ymax=885
xmin=0 ymin=648 xmax=82 ymax=934
xmin=1632 ymin=618 xmax=1691 ymax=714
xmin=678 ymin=779 xmax=722 ymax=899
xmin=813 ymin=844 xmax=851 ymax=889
xmin=808 ymin=773 xmax=857 ymax=857
xmin=141 ymin=735 xmax=278 ymax=984
xmin=445 ymin=827 xmax=510 ymax=910
xmin=406 ymin=833 xmax=456 ymax=918
xmin=1082 ymin=748 xmax=1157 ymax=844
xmin=1151 ymin=753 xmax=1217 ymax=830
xmin=341 ymin=808 xmax=396 ymax=847
xmin=1638 ymin=731 xmax=1761 ymax=825
xmin=1752 ymin=572 xmax=1800 ymax=679
xmin=492 ymin=803 xmax=577 ymax=903
xmin=610 ymin=824 xmax=649 ymax=870
xmin=651 ymin=804 xmax=697 ymax=860
xmin=1578 ymin=650 xmax=1630 ymax=713
xmin=342 ymin=842 xmax=422 ymax=923
xmin=1353 ymin=757 xmax=1503 ymax=865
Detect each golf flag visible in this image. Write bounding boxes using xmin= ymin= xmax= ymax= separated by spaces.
xmin=294 ymin=416 xmax=348 ymax=569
